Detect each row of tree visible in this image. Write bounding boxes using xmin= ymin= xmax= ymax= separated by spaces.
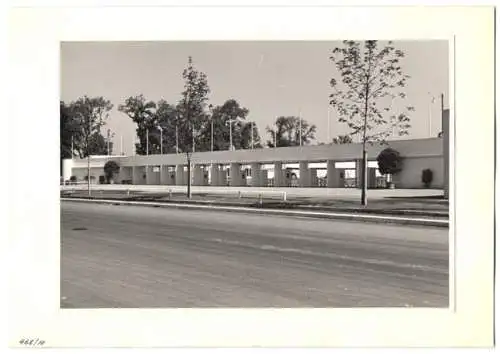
xmin=60 ymin=57 xmax=323 ymax=168
xmin=118 ymin=57 xmax=319 ymax=155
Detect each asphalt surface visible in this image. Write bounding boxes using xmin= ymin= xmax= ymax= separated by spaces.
xmin=61 ymin=201 xmax=449 ymax=308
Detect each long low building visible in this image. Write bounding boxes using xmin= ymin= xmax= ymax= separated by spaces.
xmin=62 ymin=135 xmax=448 ymax=190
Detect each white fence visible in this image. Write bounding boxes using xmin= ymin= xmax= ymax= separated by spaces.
xmin=60 ymin=184 xmax=289 ymax=201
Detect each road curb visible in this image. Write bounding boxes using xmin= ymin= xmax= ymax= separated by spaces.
xmin=60 ymin=193 xmax=448 ymax=218
xmin=61 ymin=197 xmax=449 ymax=228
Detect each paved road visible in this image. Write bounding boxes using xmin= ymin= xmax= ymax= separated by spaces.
xmin=61 ymin=202 xmax=449 ymax=308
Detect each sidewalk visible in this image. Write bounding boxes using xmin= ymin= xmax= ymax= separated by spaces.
xmin=61 ymin=184 xmax=445 ymax=200
xmin=61 ymin=187 xmax=449 ymax=219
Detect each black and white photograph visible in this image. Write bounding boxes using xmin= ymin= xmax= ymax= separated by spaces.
xmin=7 ymin=5 xmax=494 ymax=349
xmin=59 ymin=40 xmax=450 ymax=308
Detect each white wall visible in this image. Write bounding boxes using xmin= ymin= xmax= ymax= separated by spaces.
xmin=394 ymin=156 xmax=444 ymax=188
xmin=62 ymin=137 xmax=446 ymax=189
xmin=71 ymin=167 xmax=105 ymax=183
xmin=62 ymin=159 xmax=73 ymax=180
xmin=68 ymin=138 xmax=443 ymax=168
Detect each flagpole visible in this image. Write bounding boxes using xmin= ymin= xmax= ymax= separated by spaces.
xmin=299 ymin=108 xmax=302 ymax=146
xmin=428 ymin=92 xmax=435 ymax=137
xmin=107 ymin=129 xmax=110 ymax=156
xmin=192 ymin=125 xmax=195 ymax=153
xmin=251 ymin=122 xmax=254 ymax=149
xmin=441 ymin=93 xmax=445 ymax=122
xmin=429 ymin=93 xmax=432 ymax=137
xmin=159 ymin=127 xmax=163 ymax=155
xmin=327 ymin=107 xmax=331 ymax=143
xmin=229 ymin=118 xmax=233 ymax=151
xmin=175 ymin=125 xmax=179 ymax=154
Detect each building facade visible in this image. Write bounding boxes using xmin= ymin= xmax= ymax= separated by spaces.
xmin=62 ymin=136 xmax=447 ymax=190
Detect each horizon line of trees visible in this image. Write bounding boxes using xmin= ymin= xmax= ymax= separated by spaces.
xmin=60 ymin=56 xmax=320 ymax=168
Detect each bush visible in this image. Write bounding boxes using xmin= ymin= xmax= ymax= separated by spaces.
xmin=422 ymin=169 xmax=433 ymax=188
xmin=104 ymin=160 xmax=120 ymax=184
xmin=377 ymin=148 xmax=403 ymax=176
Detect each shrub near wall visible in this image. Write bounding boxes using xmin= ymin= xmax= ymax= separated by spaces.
xmin=104 ymin=160 xmax=121 ymax=184
xmin=376 ymin=147 xmax=403 ymax=188
xmin=422 ymin=168 xmax=433 ymax=188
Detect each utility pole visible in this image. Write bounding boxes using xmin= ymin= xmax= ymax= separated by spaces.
xmin=71 ymin=135 xmax=74 ymax=159
xmin=146 ymin=129 xmax=149 ymax=156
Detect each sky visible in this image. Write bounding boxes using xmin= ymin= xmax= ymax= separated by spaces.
xmin=61 ymin=40 xmax=449 ymax=156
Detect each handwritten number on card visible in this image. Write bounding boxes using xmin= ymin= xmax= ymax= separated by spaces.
xmin=19 ymin=338 xmax=45 ymax=346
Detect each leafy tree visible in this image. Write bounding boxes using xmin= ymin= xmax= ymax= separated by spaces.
xmin=70 ymin=96 xmax=113 ymax=195
xmin=155 ymin=100 xmax=180 ymax=154
xmin=239 ymin=121 xmax=263 ymax=149
xmin=176 ymin=56 xmax=211 ymax=198
xmin=118 ymin=95 xmax=157 ymax=155
xmin=61 ymin=100 xmax=114 ymax=177
xmin=60 ymin=101 xmax=80 ymax=174
xmin=329 ymin=40 xmax=414 ymax=205
xmin=198 ymin=99 xmax=261 ymax=151
xmin=266 ymin=116 xmax=316 ymax=147
xmin=377 ymin=148 xmax=403 ymax=178
xmin=176 ymin=56 xmax=211 ymax=154
xmin=88 ymin=132 xmax=114 ymax=156
xmin=104 ymin=160 xmax=120 ymax=183
xmin=332 ymin=134 xmax=353 ymax=144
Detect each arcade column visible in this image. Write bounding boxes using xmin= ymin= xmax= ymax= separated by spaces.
xmin=251 ymin=163 xmax=262 ymax=187
xmin=274 ymin=162 xmax=283 ymax=187
xmin=193 ymin=165 xmax=203 ymax=186
xmin=326 ymin=160 xmax=339 ymax=188
xmin=175 ymin=164 xmax=185 ymax=185
xmin=210 ymin=164 xmax=220 ymax=186
xmin=230 ymin=163 xmax=243 ymax=187
xmin=299 ymin=162 xmax=310 ymax=187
